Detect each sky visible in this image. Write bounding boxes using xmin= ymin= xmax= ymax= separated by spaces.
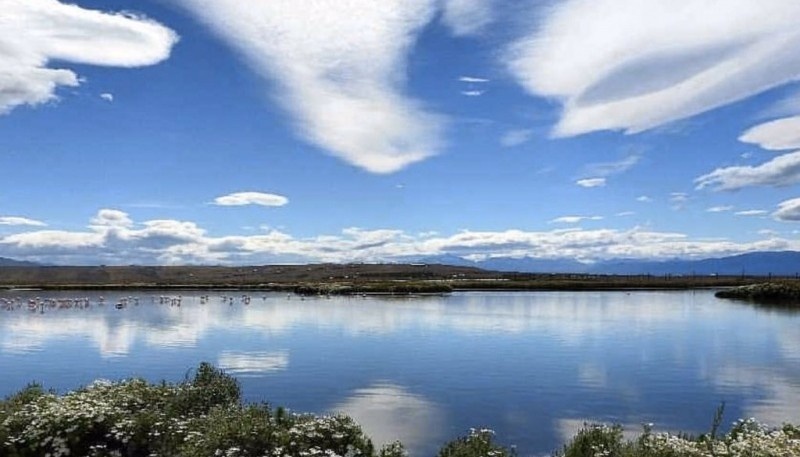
xmin=2 ymin=0 xmax=800 ymax=265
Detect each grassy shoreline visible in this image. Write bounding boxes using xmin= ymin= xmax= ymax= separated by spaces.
xmin=0 ymin=264 xmax=792 ymax=295
xmin=0 ymin=264 xmax=798 ymax=294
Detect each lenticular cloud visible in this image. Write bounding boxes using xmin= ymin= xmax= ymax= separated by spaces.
xmin=175 ymin=0 xmax=445 ymax=174
xmin=506 ymin=0 xmax=800 ymax=137
xmin=0 ymin=0 xmax=178 ymax=114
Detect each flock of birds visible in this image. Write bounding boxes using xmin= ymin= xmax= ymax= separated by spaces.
xmin=0 ymin=293 xmax=274 ymax=314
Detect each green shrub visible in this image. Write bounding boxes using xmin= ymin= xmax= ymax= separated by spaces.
xmin=557 ymin=424 xmax=625 ymax=457
xmin=0 ymin=364 xmax=376 ymax=457
xmin=438 ymin=428 xmax=515 ymax=457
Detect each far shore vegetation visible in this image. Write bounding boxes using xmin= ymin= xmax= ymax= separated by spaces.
xmin=715 ymin=281 xmax=800 ymax=306
xmin=1 ymin=364 xmax=798 ymax=457
xmin=1 ymin=264 xmax=796 ymax=295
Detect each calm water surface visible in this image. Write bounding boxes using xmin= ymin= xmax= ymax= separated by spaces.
xmin=1 ymin=290 xmax=799 ymax=456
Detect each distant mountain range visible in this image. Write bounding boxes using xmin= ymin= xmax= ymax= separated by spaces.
xmin=0 ymin=257 xmax=40 ymax=267
xmin=416 ymin=251 xmax=800 ymax=276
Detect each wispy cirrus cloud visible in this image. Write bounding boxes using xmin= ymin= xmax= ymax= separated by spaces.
xmin=695 ymin=150 xmax=800 ymax=191
xmin=500 ymin=129 xmax=533 ymax=147
xmin=584 ymin=154 xmax=640 ymax=177
xmin=505 ymin=0 xmax=800 ymax=137
xmin=0 ymin=216 xmax=46 ymax=227
xmin=550 ymin=215 xmax=603 ymax=224
xmin=735 ymin=209 xmax=768 ymax=217
xmin=458 ymin=76 xmax=490 ymax=83
xmin=706 ymin=206 xmax=733 ymax=213
xmin=576 ymin=178 xmax=606 ymax=188
xmin=213 ymin=192 xmax=288 ymax=207
xmin=0 ymin=0 xmax=177 ymax=114
xmin=670 ymin=192 xmax=690 ymax=210
xmin=175 ymin=0 xmax=447 ymax=174
xmin=577 ymin=154 xmax=640 ymax=187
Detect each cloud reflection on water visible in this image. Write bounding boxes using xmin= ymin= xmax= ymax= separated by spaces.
xmin=332 ymin=383 xmax=444 ymax=455
xmin=1 ymin=316 xmax=135 ymax=358
xmin=0 ymin=291 xmax=707 ymax=355
xmin=218 ymin=350 xmax=289 ymax=377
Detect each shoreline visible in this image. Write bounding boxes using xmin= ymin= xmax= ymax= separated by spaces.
xmin=0 ymin=264 xmax=794 ymax=295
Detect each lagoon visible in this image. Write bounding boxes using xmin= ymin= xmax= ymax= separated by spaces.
xmin=1 ymin=290 xmax=798 ymax=456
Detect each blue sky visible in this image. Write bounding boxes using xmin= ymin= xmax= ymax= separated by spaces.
xmin=2 ymin=0 xmax=800 ymax=265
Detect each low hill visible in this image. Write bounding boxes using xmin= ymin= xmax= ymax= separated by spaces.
xmin=0 ymin=257 xmax=40 ymax=267
xmin=0 ymin=263 xmax=495 ymax=288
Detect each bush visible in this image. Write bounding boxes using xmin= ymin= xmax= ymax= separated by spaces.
xmin=438 ymin=428 xmax=514 ymax=457
xmin=0 ymin=365 xmax=376 ymax=457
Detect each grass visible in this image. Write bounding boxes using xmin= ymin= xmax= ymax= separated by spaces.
xmin=3 ymin=365 xmax=799 ymax=457
xmin=715 ymin=282 xmax=800 ymax=306
xmin=0 ymin=264 xmax=791 ymax=293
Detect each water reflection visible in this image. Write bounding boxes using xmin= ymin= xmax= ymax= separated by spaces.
xmin=332 ymin=383 xmax=445 ymax=455
xmin=1 ymin=314 xmax=136 ymax=357
xmin=0 ymin=291 xmax=719 ymax=348
xmin=1 ymin=290 xmax=799 ymax=456
xmin=218 ymin=350 xmax=289 ymax=377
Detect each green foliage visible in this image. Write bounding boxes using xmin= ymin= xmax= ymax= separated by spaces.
xmin=0 ymin=365 xmax=375 ymax=457
xmin=438 ymin=428 xmax=515 ymax=457
xmin=170 ymin=362 xmax=242 ymax=416
xmin=557 ymin=424 xmax=625 ymax=457
xmin=2 ymin=368 xmax=800 ymax=457
xmin=378 ymin=441 xmax=407 ymax=457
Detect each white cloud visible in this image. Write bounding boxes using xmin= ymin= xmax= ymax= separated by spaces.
xmin=91 ymin=209 xmax=133 ymax=228
xmin=2 ymin=230 xmax=100 ymax=251
xmin=500 ymin=128 xmax=533 ymax=147
xmin=213 ymin=192 xmax=288 ymax=207
xmin=505 ymin=0 xmax=800 ymax=137
xmin=460 ymin=90 xmax=485 ymax=97
xmin=550 ymin=215 xmax=603 ymax=224
xmin=637 ymin=195 xmax=653 ymax=203
xmin=774 ymin=197 xmax=800 ymax=221
xmin=0 ymin=0 xmax=177 ymax=114
xmin=175 ymin=0 xmax=445 ymax=174
xmin=440 ymin=0 xmax=495 ymax=36
xmin=0 ymin=216 xmax=46 ymax=227
xmin=695 ymin=150 xmax=800 ymax=191
xmin=706 ymin=206 xmax=733 ymax=213
xmin=4 ymin=209 xmax=800 ymax=265
xmin=735 ymin=209 xmax=768 ymax=216
xmin=458 ymin=76 xmax=490 ymax=83
xmin=100 ymin=92 xmax=114 ymax=102
xmin=740 ymin=115 xmax=800 ymax=150
xmin=576 ymin=178 xmax=606 ymax=188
